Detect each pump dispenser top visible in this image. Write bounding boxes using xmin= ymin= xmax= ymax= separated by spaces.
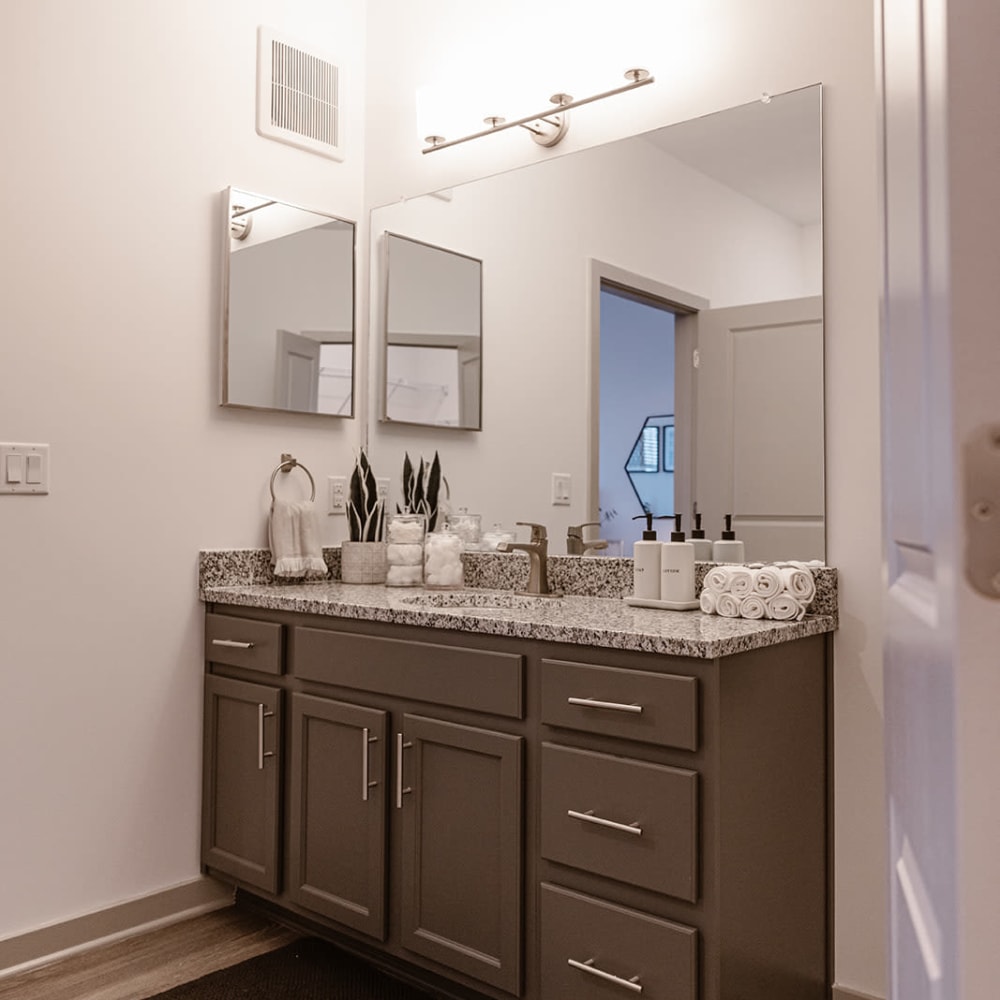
xmin=632 ymin=512 xmax=658 ymax=540
xmin=669 ymin=513 xmax=686 ymax=541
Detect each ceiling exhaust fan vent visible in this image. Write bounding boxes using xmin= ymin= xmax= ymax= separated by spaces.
xmin=256 ymin=27 xmax=343 ymax=161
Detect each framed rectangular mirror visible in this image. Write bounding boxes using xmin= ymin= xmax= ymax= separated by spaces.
xmin=221 ymin=187 xmax=356 ymax=416
xmin=381 ymin=232 xmax=483 ymax=430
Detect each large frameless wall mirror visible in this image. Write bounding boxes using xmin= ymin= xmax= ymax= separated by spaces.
xmin=221 ymin=187 xmax=356 ymax=416
xmin=368 ymin=85 xmax=823 ymax=560
xmin=381 ymin=232 xmax=483 ymax=430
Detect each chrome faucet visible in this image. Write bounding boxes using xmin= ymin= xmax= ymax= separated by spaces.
xmin=497 ymin=521 xmax=559 ymax=596
xmin=566 ymin=522 xmax=609 ymax=556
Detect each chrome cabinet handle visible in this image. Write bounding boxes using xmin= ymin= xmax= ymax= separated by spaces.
xmin=568 ymin=958 xmax=643 ymax=993
xmin=257 ymin=704 xmax=275 ymax=770
xmin=362 ymin=728 xmax=379 ymax=802
xmin=395 ymin=733 xmax=413 ymax=809
xmin=212 ymin=638 xmax=255 ymax=649
xmin=567 ymin=808 xmax=642 ymax=836
xmin=567 ymin=696 xmax=642 ymax=714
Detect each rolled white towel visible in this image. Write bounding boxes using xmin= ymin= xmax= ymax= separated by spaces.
xmin=699 ymin=590 xmax=718 ymax=614
xmin=728 ymin=567 xmax=754 ymax=598
xmin=779 ymin=566 xmax=816 ymax=604
xmin=752 ymin=566 xmax=783 ymax=598
xmin=716 ymin=592 xmax=742 ymax=618
xmin=766 ymin=593 xmax=805 ymax=621
xmin=704 ymin=566 xmax=732 ymax=594
xmin=740 ymin=594 xmax=767 ymax=619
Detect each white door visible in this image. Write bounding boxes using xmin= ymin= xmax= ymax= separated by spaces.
xmin=684 ymin=296 xmax=824 ymax=562
xmin=878 ymin=0 xmax=1000 ymax=997
xmin=274 ymin=329 xmax=320 ymax=411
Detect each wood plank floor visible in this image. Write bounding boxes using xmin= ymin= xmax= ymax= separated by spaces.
xmin=0 ymin=906 xmax=299 ymax=1000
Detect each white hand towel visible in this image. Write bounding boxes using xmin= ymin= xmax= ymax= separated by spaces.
xmin=778 ymin=566 xmax=816 ymax=604
xmin=716 ymin=592 xmax=742 ymax=618
xmin=704 ymin=567 xmax=732 ymax=594
xmin=740 ymin=594 xmax=767 ymax=619
xmin=752 ymin=566 xmax=783 ymax=598
xmin=728 ymin=567 xmax=754 ymax=598
xmin=766 ymin=593 xmax=805 ymax=621
xmin=270 ymin=499 xmax=328 ymax=579
xmin=700 ymin=590 xmax=718 ymax=614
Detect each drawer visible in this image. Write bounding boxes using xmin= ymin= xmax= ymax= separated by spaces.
xmin=541 ymin=658 xmax=698 ymax=750
xmin=293 ymin=627 xmax=524 ymax=719
xmin=205 ymin=614 xmax=283 ymax=675
xmin=540 ymin=743 xmax=698 ymax=901
xmin=540 ymin=883 xmax=697 ymax=1000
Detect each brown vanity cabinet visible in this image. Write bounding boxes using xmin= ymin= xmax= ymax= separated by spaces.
xmin=202 ymin=604 xmax=829 ymax=1000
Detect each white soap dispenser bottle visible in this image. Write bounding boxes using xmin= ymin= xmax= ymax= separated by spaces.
xmin=689 ymin=512 xmax=714 ymax=561
xmin=712 ymin=514 xmax=746 ymax=563
xmin=630 ymin=512 xmax=662 ymax=601
xmin=660 ymin=514 xmax=696 ymax=605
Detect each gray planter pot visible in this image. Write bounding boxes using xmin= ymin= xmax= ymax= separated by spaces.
xmin=340 ymin=541 xmax=388 ymax=584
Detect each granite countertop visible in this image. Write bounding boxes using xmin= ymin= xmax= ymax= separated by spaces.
xmin=201 ymin=578 xmax=837 ymax=660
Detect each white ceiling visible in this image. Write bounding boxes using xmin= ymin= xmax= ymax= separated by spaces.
xmin=640 ymin=85 xmax=822 ymax=226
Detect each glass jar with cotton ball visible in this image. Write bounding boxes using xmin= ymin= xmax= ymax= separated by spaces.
xmin=385 ymin=512 xmax=426 ymax=587
xmin=423 ymin=527 xmax=465 ymax=590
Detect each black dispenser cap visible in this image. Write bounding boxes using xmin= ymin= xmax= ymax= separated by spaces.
xmin=670 ymin=513 xmax=686 ymax=542
xmin=691 ymin=512 xmax=706 ymax=539
xmin=720 ymin=514 xmax=736 ymax=540
xmin=632 ymin=512 xmax=657 ymax=540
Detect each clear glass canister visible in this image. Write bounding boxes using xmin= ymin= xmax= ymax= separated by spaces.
xmin=423 ymin=528 xmax=465 ymax=589
xmin=481 ymin=523 xmax=516 ymax=551
xmin=385 ymin=512 xmax=426 ymax=587
xmin=446 ymin=508 xmax=482 ymax=549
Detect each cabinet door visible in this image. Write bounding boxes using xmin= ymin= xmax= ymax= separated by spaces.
xmin=398 ymin=714 xmax=523 ymax=995
xmin=288 ymin=693 xmax=388 ymax=940
xmin=202 ymin=675 xmax=281 ymax=893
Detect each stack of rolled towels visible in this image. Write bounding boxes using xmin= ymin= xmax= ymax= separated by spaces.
xmin=699 ymin=561 xmax=822 ymax=621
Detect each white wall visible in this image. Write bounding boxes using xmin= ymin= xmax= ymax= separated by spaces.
xmin=364 ymin=1 xmax=886 ymax=995
xmin=0 ymin=0 xmax=366 ymax=941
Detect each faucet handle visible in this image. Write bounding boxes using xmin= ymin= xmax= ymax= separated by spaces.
xmin=515 ymin=521 xmax=548 ymax=543
xmin=567 ymin=521 xmax=601 ymax=538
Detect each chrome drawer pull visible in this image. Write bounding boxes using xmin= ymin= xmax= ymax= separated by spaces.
xmin=568 ymin=958 xmax=643 ymax=993
xmin=395 ymin=733 xmax=413 ymax=809
xmin=212 ymin=638 xmax=255 ymax=649
xmin=567 ymin=696 xmax=642 ymax=714
xmin=362 ymin=728 xmax=379 ymax=802
xmin=257 ymin=704 xmax=275 ymax=770
xmin=567 ymin=808 xmax=642 ymax=836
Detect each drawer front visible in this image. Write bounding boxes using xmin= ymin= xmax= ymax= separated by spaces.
xmin=541 ymin=883 xmax=697 ymax=1000
xmin=293 ymin=627 xmax=524 ymax=719
xmin=205 ymin=613 xmax=283 ymax=675
xmin=541 ymin=743 xmax=698 ymax=901
xmin=541 ymin=658 xmax=698 ymax=750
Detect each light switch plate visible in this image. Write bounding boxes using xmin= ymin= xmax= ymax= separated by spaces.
xmin=551 ymin=472 xmax=571 ymax=506
xmin=1 ymin=443 xmax=49 ymax=495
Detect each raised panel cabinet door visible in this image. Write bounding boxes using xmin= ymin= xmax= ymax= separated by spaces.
xmin=287 ymin=693 xmax=388 ymax=940
xmin=398 ymin=714 xmax=523 ymax=996
xmin=202 ymin=674 xmax=281 ymax=893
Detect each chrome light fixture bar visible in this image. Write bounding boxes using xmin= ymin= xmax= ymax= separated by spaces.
xmin=422 ymin=69 xmax=654 ymax=154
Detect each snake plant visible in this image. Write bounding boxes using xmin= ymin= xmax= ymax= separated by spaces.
xmin=398 ymin=451 xmax=442 ymax=532
xmin=347 ymin=449 xmax=385 ymax=541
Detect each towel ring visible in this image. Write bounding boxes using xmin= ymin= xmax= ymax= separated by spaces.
xmin=269 ymin=453 xmax=316 ymax=503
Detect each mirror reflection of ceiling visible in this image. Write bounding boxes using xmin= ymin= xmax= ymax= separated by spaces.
xmin=368 ymin=86 xmax=822 ymax=559
xmin=221 ymin=188 xmax=356 ymax=417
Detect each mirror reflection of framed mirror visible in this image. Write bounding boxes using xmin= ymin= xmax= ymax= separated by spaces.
xmin=382 ymin=232 xmax=483 ymax=430
xmin=221 ymin=187 xmax=356 ymax=417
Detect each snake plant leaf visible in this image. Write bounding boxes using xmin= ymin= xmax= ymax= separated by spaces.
xmin=424 ymin=451 xmax=441 ymax=532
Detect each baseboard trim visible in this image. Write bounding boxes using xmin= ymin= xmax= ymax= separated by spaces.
xmin=0 ymin=875 xmax=234 ymax=979
xmin=833 ymin=986 xmax=885 ymax=1000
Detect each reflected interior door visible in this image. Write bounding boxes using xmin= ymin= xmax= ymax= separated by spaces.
xmin=685 ymin=296 xmax=824 ymax=562
xmin=275 ymin=329 xmax=320 ymax=411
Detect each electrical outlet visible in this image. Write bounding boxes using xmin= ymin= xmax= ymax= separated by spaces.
xmin=551 ymin=472 xmax=572 ymax=506
xmin=376 ymin=477 xmax=390 ymax=504
xmin=328 ymin=475 xmax=347 ymax=514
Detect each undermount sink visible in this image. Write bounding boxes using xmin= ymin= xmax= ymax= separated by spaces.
xmin=395 ymin=590 xmax=560 ymax=610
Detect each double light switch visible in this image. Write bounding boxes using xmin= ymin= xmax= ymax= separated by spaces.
xmin=2 ymin=443 xmax=49 ymax=494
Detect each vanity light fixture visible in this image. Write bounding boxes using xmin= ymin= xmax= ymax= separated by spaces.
xmin=421 ymin=68 xmax=654 ymax=154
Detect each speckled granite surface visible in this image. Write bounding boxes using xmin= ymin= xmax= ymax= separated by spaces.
xmin=199 ymin=548 xmax=837 ymax=660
